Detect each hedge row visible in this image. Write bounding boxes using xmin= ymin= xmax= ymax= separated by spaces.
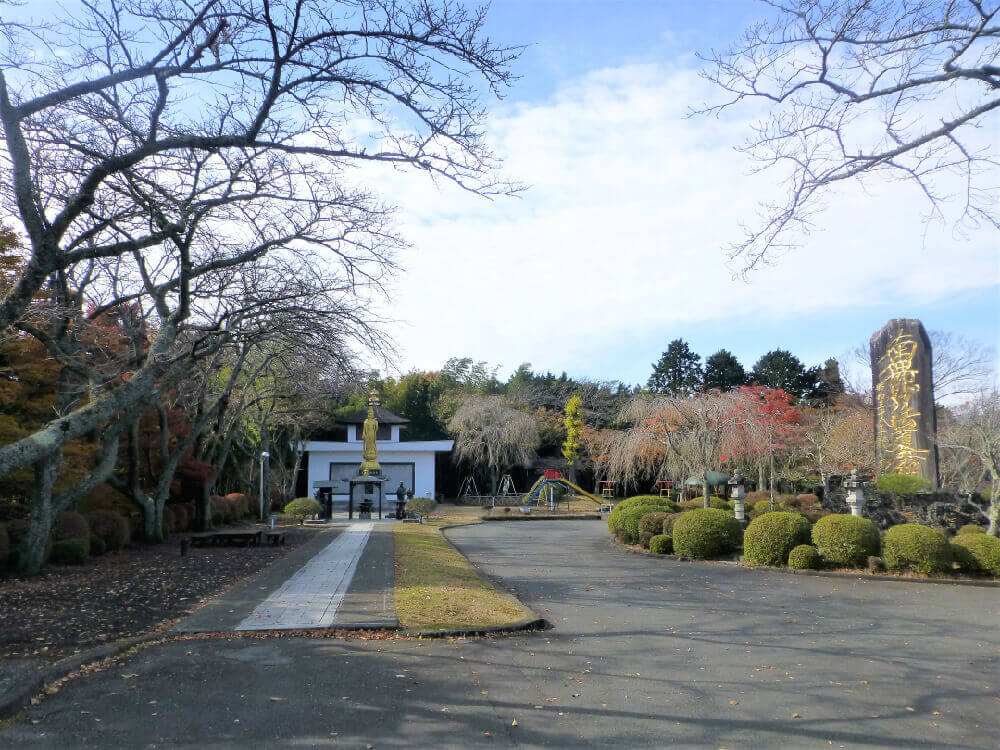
xmin=615 ymin=509 xmax=999 ymax=578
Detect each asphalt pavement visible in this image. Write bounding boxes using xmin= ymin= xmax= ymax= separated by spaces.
xmin=1 ymin=520 xmax=997 ymax=749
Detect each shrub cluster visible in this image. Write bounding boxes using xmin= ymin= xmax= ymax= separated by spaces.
xmin=951 ymin=533 xmax=1000 ymax=576
xmin=743 ymin=512 xmax=812 ymax=567
xmin=660 ymin=513 xmax=683 ymax=535
xmin=607 ymin=497 xmax=674 ymax=540
xmin=649 ymin=534 xmax=672 ymax=555
xmin=672 ymin=508 xmax=742 ymax=559
xmin=284 ymin=497 xmax=322 ymax=523
xmin=52 ymin=511 xmax=90 ymax=542
xmin=638 ymin=512 xmax=671 ymax=536
xmin=617 ymin=505 xmax=668 ymax=543
xmin=406 ymin=497 xmax=437 ymax=518
xmin=85 ymin=510 xmax=131 ymax=551
xmin=787 ymin=544 xmax=820 ymax=569
xmin=811 ymin=514 xmax=880 ymax=568
xmin=957 ymin=524 xmax=985 ymax=536
xmin=882 ymin=524 xmax=953 ymax=576
xmin=50 ymin=538 xmax=89 ymax=564
xmin=639 ymin=531 xmax=654 ymax=549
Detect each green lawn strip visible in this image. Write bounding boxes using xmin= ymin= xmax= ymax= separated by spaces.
xmin=393 ymin=522 xmax=532 ymax=631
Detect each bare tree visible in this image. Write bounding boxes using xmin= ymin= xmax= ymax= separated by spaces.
xmin=938 ymin=389 xmax=1000 ymax=535
xmin=801 ymin=402 xmax=876 ymax=494
xmin=448 ymin=395 xmax=540 ymax=495
xmin=700 ymin=1 xmax=1000 ymax=270
xmin=0 ymin=0 xmax=519 ymax=558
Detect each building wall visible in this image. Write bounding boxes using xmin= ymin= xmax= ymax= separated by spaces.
xmin=303 ymin=440 xmax=452 ymax=502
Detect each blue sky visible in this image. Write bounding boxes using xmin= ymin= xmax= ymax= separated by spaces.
xmin=369 ymin=0 xmax=999 ymax=389
xmin=8 ymin=1 xmax=999 ymax=389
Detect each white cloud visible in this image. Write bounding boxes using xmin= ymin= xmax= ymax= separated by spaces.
xmin=355 ymin=62 xmax=999 ymax=378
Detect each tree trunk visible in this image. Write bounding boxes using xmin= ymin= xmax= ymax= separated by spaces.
xmin=758 ymin=462 xmax=765 ymax=493
xmin=768 ymin=448 xmax=776 ymax=508
xmin=490 ymin=467 xmax=498 ymax=496
xmin=820 ymin=472 xmax=830 ymax=500
xmin=17 ymin=454 xmax=62 ymax=574
xmin=702 ymin=476 xmax=710 ymax=508
xmin=988 ymin=480 xmax=999 ymax=537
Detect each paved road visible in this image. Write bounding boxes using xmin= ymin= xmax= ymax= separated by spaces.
xmin=2 ymin=521 xmax=997 ymax=748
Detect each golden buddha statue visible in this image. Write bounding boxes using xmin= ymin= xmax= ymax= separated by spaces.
xmin=359 ymin=388 xmax=381 ymax=476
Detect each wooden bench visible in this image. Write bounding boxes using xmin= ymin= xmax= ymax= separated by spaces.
xmin=189 ymin=529 xmax=263 ymax=547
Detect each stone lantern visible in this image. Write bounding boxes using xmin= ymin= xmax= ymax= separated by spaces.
xmin=844 ymin=469 xmax=866 ymax=517
xmin=728 ymin=469 xmax=747 ymax=523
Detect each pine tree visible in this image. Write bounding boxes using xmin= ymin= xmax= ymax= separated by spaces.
xmin=703 ymin=349 xmax=747 ymax=391
xmin=750 ymin=349 xmax=819 ymax=401
xmin=647 ymin=339 xmax=703 ymax=395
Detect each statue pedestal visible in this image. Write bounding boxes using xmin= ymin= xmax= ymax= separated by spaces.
xmin=348 ymin=475 xmax=389 ymax=520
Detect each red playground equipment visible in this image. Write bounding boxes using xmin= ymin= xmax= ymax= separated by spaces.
xmin=655 ymin=480 xmax=674 ymax=498
xmin=599 ymin=480 xmax=617 ymax=498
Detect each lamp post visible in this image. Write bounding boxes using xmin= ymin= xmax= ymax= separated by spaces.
xmin=844 ymin=469 xmax=866 ymax=517
xmin=259 ymin=451 xmax=270 ymax=520
xmin=728 ymin=469 xmax=747 ymax=524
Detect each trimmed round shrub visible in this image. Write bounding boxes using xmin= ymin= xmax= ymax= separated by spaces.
xmin=0 ymin=523 xmax=8 ymax=570
xmin=283 ymin=497 xmax=322 ymax=523
xmin=89 ymin=534 xmax=107 ymax=556
xmin=709 ymin=496 xmax=733 ymax=510
xmin=406 ymin=497 xmax=437 ymax=518
xmin=950 ymin=540 xmax=980 ymax=574
xmin=743 ymin=512 xmax=812 ymax=567
xmin=639 ymin=512 xmax=671 ymax=536
xmin=227 ymin=493 xmax=253 ymax=518
xmin=209 ymin=495 xmax=229 ymax=525
xmin=788 ymin=544 xmax=820 ymax=570
xmin=661 ymin=513 xmax=682 ymax=536
xmin=672 ymin=508 xmax=743 ymax=559
xmin=649 ymin=534 xmax=672 ymax=555
xmin=618 ymin=505 xmax=669 ymax=543
xmin=163 ymin=505 xmax=177 ymax=534
xmin=639 ymin=531 xmax=654 ymax=549
xmin=811 ymin=514 xmax=880 ymax=568
xmin=607 ymin=497 xmax=675 ymax=534
xmin=86 ymin=510 xmax=130 ymax=551
xmin=623 ymin=495 xmax=678 ymax=511
xmin=50 ymin=537 xmax=89 ymax=564
xmin=52 ymin=511 xmax=90 ymax=542
xmin=951 ymin=533 xmax=1000 ymax=577
xmin=883 ymin=524 xmax=953 ymax=576
xmin=957 ymin=524 xmax=985 ymax=536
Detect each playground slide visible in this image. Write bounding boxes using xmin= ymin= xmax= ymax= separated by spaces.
xmin=524 ymin=477 xmax=601 ymax=506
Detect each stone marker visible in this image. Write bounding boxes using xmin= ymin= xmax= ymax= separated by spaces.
xmin=869 ymin=318 xmax=938 ymax=487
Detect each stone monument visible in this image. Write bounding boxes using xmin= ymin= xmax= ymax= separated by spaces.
xmin=869 ymin=319 xmax=939 ymax=487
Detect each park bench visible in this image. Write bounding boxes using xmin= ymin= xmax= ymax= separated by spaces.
xmin=189 ymin=529 xmax=263 ymax=547
xmin=263 ymin=530 xmax=287 ymax=546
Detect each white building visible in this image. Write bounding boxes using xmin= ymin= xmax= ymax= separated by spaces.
xmin=301 ymin=406 xmax=452 ymax=509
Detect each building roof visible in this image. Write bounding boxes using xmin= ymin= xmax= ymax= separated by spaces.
xmin=335 ymin=405 xmax=410 ymax=425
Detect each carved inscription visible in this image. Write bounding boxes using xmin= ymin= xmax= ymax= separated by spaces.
xmin=874 ymin=331 xmax=928 ymax=475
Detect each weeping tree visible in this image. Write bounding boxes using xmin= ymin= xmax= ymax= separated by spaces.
xmin=601 ymin=391 xmax=748 ymax=507
xmin=448 ymin=395 xmax=540 ymax=495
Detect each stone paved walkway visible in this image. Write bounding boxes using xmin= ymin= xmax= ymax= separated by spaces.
xmin=174 ymin=521 xmax=396 ymax=633
xmin=236 ymin=522 xmax=373 ymax=630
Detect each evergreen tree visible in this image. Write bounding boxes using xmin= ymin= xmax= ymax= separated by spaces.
xmin=703 ymin=349 xmax=747 ymax=391
xmin=813 ymin=357 xmax=845 ymax=405
xmin=750 ymin=349 xmax=819 ymax=401
xmin=647 ymin=339 xmax=703 ymax=395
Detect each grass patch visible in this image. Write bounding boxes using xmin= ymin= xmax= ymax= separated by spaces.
xmin=393 ymin=522 xmax=532 ymax=631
